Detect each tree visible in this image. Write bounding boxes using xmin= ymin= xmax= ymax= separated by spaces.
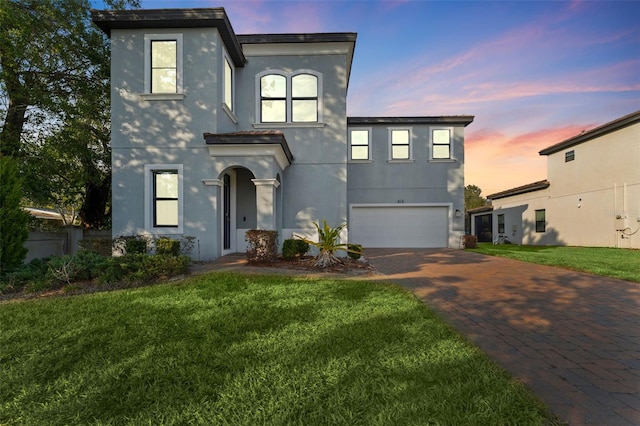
xmin=0 ymin=0 xmax=139 ymax=227
xmin=465 ymin=185 xmax=488 ymax=211
xmin=0 ymin=156 xmax=29 ymax=272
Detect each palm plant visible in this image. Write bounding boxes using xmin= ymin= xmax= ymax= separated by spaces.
xmin=297 ymin=220 xmax=361 ymax=268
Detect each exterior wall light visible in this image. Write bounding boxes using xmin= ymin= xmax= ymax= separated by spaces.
xmin=455 ymin=209 xmax=462 ymax=218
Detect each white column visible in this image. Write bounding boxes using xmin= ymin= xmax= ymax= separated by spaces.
xmin=252 ymin=178 xmax=280 ymax=230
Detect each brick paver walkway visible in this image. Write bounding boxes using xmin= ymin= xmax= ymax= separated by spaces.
xmin=365 ymin=248 xmax=640 ymax=426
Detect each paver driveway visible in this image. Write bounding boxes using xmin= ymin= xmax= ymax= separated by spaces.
xmin=365 ymin=248 xmax=640 ymax=426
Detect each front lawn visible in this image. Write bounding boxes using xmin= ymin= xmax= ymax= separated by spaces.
xmin=470 ymin=243 xmax=640 ymax=283
xmin=0 ymin=273 xmax=558 ymax=425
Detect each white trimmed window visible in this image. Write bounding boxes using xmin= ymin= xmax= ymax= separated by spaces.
xmin=258 ymin=70 xmax=322 ymax=124
xmin=145 ymin=164 xmax=183 ymax=233
xmin=389 ymin=128 xmax=412 ymax=160
xmin=431 ymin=127 xmax=453 ymax=160
xmin=144 ymin=34 xmax=183 ymax=95
xmin=223 ymin=53 xmax=234 ymax=111
xmin=349 ymin=128 xmax=371 ymax=160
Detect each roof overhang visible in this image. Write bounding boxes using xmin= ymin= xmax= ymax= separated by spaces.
xmin=487 ymin=180 xmax=550 ymax=200
xmin=539 ymin=109 xmax=640 ymax=156
xmin=348 ymin=116 xmax=475 ymax=127
xmin=90 ymin=8 xmax=246 ymax=66
xmin=204 ymin=131 xmax=294 ymax=170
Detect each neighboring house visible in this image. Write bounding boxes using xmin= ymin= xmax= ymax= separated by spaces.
xmin=485 ymin=110 xmax=640 ymax=249
xmin=91 ymin=8 xmax=473 ymax=260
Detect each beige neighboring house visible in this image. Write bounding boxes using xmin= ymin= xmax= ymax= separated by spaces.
xmin=484 ymin=110 xmax=640 ymax=249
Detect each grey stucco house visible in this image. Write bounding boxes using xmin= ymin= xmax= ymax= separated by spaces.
xmin=92 ymin=8 xmax=474 ymax=260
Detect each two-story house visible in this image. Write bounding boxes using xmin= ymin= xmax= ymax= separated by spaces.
xmin=92 ymin=7 xmax=473 ymax=260
xmin=483 ymin=110 xmax=640 ymax=249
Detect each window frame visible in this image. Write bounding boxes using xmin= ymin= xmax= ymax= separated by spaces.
xmin=497 ymin=214 xmax=505 ymax=234
xmin=349 ymin=128 xmax=371 ymax=161
xmin=223 ymin=51 xmax=234 ymax=112
xmin=535 ymin=209 xmax=546 ymax=233
xmin=145 ymin=164 xmax=184 ymax=234
xmin=143 ymin=34 xmax=184 ymax=98
xmin=388 ymin=127 xmax=413 ymax=161
xmin=256 ymin=69 xmax=323 ymax=125
xmin=430 ymin=126 xmax=454 ymax=160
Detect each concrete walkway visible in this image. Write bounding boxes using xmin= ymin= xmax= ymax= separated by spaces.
xmin=365 ymin=248 xmax=640 ymax=426
xmin=192 ymin=249 xmax=640 ymax=425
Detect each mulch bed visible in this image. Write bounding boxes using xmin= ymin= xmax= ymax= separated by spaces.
xmin=248 ymin=255 xmax=377 ymax=275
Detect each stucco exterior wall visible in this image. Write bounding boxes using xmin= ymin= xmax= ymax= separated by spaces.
xmin=110 ymin=28 xmax=225 ymax=259
xmin=346 ymin=123 xmax=466 ymax=247
xmin=490 ymin=119 xmax=639 ymax=248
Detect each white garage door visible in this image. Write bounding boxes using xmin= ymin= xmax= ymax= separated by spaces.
xmin=350 ymin=205 xmax=449 ymax=248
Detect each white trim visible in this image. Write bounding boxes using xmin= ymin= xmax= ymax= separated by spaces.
xmin=242 ymin=42 xmax=353 ymax=57
xmin=143 ymin=33 xmax=184 ymax=95
xmin=251 ymin=178 xmax=281 ymax=188
xmin=388 ymin=127 xmax=413 ymax=161
xmin=207 ymin=144 xmax=291 ymax=171
xmin=144 ymin=164 xmax=184 ymax=235
xmin=429 ymin=126 xmax=454 ymax=161
xmin=202 ymin=179 xmax=223 ymax=187
xmin=139 ymin=93 xmax=186 ymax=101
xmin=252 ymin=122 xmax=326 ymax=129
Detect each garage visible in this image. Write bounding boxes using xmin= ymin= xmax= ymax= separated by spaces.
xmin=349 ymin=204 xmax=449 ymax=248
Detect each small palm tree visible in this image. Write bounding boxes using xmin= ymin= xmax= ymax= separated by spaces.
xmin=297 ymin=220 xmax=361 ymax=268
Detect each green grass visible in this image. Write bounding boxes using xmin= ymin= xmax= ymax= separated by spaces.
xmin=0 ymin=273 xmax=557 ymax=425
xmin=470 ymin=243 xmax=640 ymax=282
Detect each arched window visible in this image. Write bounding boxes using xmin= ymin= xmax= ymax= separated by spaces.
xmin=291 ymin=74 xmax=318 ymax=122
xmin=257 ymin=70 xmax=321 ymax=124
xmin=260 ymin=74 xmax=287 ymax=122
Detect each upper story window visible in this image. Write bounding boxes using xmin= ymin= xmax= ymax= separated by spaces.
xmin=349 ymin=128 xmax=371 ymax=160
xmin=389 ymin=128 xmax=412 ymax=160
xmin=223 ymin=55 xmax=234 ymax=111
xmin=565 ymin=150 xmax=575 ymax=162
xmin=431 ymin=128 xmax=453 ymax=160
xmin=257 ymin=70 xmax=322 ymax=124
xmin=144 ymin=34 xmax=183 ymax=97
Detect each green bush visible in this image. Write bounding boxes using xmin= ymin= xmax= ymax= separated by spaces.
xmin=282 ymin=239 xmax=309 ymax=260
xmin=0 ymin=157 xmax=30 ymax=273
xmin=98 ymin=254 xmax=190 ymax=285
xmin=156 ymin=238 xmax=180 ymax=256
xmin=347 ymin=244 xmax=363 ymax=260
xmin=0 ymin=258 xmax=49 ymax=293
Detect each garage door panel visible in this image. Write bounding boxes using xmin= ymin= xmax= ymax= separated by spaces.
xmin=350 ymin=206 xmax=448 ymax=248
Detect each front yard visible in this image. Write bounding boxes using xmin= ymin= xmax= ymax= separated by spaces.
xmin=0 ymin=272 xmax=559 ymax=425
xmin=469 ymin=244 xmax=640 ymax=283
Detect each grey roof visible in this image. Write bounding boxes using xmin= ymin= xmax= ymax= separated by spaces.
xmin=348 ymin=116 xmax=475 ymax=127
xmin=487 ymin=180 xmax=550 ymax=200
xmin=203 ymin=131 xmax=294 ymax=163
xmin=90 ymin=8 xmax=246 ymax=66
xmin=539 ymin=109 xmax=640 ymax=156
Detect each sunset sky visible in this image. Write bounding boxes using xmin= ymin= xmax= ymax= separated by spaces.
xmin=119 ymin=0 xmax=640 ymax=195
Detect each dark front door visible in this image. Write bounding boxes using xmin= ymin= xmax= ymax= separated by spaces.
xmin=475 ymin=214 xmax=493 ymax=242
xmin=223 ymin=174 xmax=231 ymax=250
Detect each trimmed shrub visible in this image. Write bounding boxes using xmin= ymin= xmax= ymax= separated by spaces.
xmin=156 ymin=238 xmax=180 ymax=256
xmin=246 ymin=230 xmax=278 ymax=263
xmin=282 ymin=239 xmax=309 ymax=260
xmin=98 ymin=254 xmax=190 ymax=285
xmin=463 ymin=234 xmax=478 ymax=249
xmin=347 ymin=244 xmax=363 ymax=260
